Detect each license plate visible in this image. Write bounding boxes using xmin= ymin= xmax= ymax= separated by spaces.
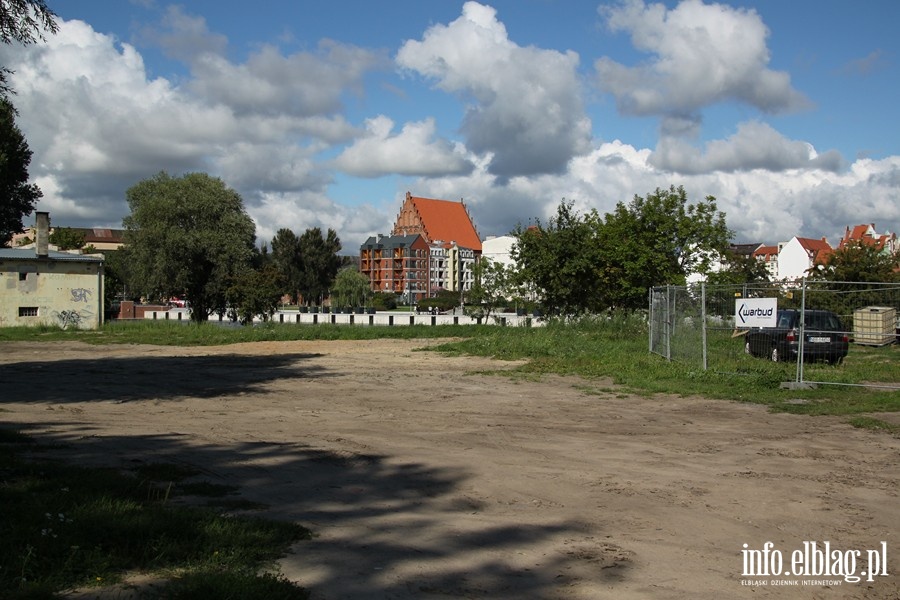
xmin=808 ymin=336 xmax=830 ymax=343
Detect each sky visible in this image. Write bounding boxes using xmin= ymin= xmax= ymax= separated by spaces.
xmin=2 ymin=0 xmax=899 ymax=253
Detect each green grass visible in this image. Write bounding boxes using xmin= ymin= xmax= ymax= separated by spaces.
xmin=0 ymin=320 xmax=484 ymax=346
xmin=848 ymin=416 xmax=900 ymax=435
xmin=0 ymin=433 xmax=310 ymax=600
xmin=430 ymin=314 xmax=899 ymax=418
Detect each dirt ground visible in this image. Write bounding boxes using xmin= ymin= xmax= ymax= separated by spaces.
xmin=1 ymin=339 xmax=898 ymax=599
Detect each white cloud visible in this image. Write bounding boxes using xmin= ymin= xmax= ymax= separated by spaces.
xmin=249 ymin=191 xmax=390 ymax=250
xmin=332 ymin=115 xmax=474 ymax=178
xmin=1 ymin=4 xmax=896 ymax=256
xmin=0 ymin=16 xmax=378 ymax=235
xmin=396 ymin=1 xmax=592 ymax=178
xmin=409 ymin=142 xmax=899 ymax=249
xmin=595 ymin=0 xmax=809 ymax=119
xmin=650 ymin=121 xmax=845 ymax=173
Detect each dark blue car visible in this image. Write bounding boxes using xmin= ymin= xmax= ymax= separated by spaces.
xmin=744 ymin=309 xmax=849 ymax=365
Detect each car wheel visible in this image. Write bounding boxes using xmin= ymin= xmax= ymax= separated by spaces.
xmin=770 ymin=346 xmax=779 ymax=362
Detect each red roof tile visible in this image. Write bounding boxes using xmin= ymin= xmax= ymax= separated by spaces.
xmin=393 ymin=193 xmax=482 ymax=252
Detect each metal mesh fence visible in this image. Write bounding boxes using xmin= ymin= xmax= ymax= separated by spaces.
xmin=650 ymin=280 xmax=900 ymax=389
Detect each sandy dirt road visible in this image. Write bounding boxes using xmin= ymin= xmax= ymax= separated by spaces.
xmin=1 ymin=339 xmax=898 ymax=599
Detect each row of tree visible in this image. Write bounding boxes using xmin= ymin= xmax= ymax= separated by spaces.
xmin=469 ymin=186 xmax=732 ymax=317
xmin=118 ymin=172 xmax=348 ymax=324
xmin=468 ymin=186 xmax=899 ymax=318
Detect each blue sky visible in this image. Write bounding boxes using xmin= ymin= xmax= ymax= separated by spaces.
xmin=3 ymin=0 xmax=899 ymax=251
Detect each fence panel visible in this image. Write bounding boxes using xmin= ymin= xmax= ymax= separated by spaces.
xmin=649 ymin=280 xmax=900 ymax=390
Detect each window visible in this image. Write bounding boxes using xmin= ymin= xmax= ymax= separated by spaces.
xmin=19 ymin=307 xmax=39 ymax=317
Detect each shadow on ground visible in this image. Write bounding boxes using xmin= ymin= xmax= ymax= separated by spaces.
xmin=11 ymin=429 xmax=630 ymax=599
xmin=0 ymin=352 xmax=326 ymax=403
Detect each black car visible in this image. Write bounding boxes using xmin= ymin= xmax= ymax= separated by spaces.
xmin=744 ymin=309 xmax=849 ymax=365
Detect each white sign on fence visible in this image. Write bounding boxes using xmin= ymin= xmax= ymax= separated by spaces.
xmin=735 ymin=298 xmax=777 ymax=328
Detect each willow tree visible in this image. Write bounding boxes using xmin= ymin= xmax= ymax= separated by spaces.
xmin=123 ymin=172 xmax=256 ymax=322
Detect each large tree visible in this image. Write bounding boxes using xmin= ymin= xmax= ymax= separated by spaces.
xmin=0 ymin=97 xmax=41 ymax=242
xmin=596 ymin=186 xmax=731 ymax=309
xmin=512 ymin=200 xmax=604 ymax=316
xmin=271 ymin=228 xmax=302 ymax=303
xmin=513 ymin=187 xmax=731 ymax=314
xmin=123 ymin=172 xmax=256 ymax=323
xmin=1 ymin=0 xmax=58 ymax=97
xmin=270 ymin=227 xmax=342 ymax=306
xmin=297 ymin=227 xmax=341 ymax=306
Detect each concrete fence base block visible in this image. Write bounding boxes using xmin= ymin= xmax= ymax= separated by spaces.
xmin=779 ymin=381 xmax=818 ymax=390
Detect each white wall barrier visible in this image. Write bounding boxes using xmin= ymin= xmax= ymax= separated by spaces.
xmin=142 ymin=309 xmax=544 ymax=327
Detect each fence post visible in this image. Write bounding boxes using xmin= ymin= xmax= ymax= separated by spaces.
xmin=701 ymin=282 xmax=708 ymax=370
xmin=666 ymin=285 xmax=673 ymax=361
xmin=797 ymin=279 xmax=807 ymax=384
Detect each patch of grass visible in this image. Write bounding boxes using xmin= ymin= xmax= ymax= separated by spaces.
xmin=158 ymin=570 xmax=309 ymax=599
xmin=432 ymin=315 xmax=899 ymax=417
xmin=0 ymin=432 xmax=309 ymax=599
xmin=848 ymin=416 xmax=900 ymax=435
xmin=0 ymin=320 xmax=484 ymax=346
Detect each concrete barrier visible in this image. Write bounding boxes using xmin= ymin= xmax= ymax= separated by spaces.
xmin=140 ymin=309 xmax=544 ymax=327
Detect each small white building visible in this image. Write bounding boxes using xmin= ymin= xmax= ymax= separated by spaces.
xmin=481 ymin=235 xmax=517 ymax=268
xmin=0 ymin=213 xmax=105 ymax=329
xmin=777 ymin=236 xmax=833 ymax=281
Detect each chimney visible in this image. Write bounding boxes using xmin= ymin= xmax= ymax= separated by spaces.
xmin=35 ymin=212 xmax=50 ymax=257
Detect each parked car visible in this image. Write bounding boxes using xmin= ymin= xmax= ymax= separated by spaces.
xmin=744 ymin=309 xmax=849 ymax=365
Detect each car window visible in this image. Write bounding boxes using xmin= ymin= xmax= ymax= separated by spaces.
xmin=777 ymin=311 xmax=795 ymax=328
xmin=805 ymin=312 xmax=842 ymax=331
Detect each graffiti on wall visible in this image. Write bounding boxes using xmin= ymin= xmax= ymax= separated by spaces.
xmin=54 ymin=310 xmax=83 ymax=329
xmin=70 ymin=288 xmax=92 ymax=303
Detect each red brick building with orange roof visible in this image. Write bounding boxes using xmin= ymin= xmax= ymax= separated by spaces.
xmin=356 ymin=192 xmax=483 ymax=303
xmin=391 ymin=192 xmax=482 ymax=253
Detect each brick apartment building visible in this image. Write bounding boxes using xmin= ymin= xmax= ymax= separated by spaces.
xmin=360 ymin=192 xmax=482 ymax=302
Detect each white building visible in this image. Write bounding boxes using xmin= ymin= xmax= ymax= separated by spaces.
xmin=777 ymin=236 xmax=833 ymax=281
xmin=1 ymin=213 xmax=105 ymax=329
xmin=481 ymin=235 xmax=517 ymax=268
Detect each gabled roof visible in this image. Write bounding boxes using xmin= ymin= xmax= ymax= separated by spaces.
xmin=402 ymin=193 xmax=482 ymax=252
xmin=838 ymin=223 xmax=895 ymax=251
xmin=753 ymin=245 xmax=778 ymax=260
xmin=729 ymin=243 xmax=763 ymax=257
xmin=795 ymin=237 xmax=833 ymax=264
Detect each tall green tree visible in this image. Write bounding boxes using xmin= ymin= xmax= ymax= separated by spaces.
xmin=513 ymin=187 xmax=731 ymax=315
xmin=123 ymin=172 xmax=256 ymax=323
xmin=0 ymin=97 xmax=42 ymax=242
xmin=298 ymin=227 xmax=342 ymax=306
xmin=512 ymin=200 xmax=604 ymax=316
xmin=271 ymin=228 xmax=302 ymax=303
xmin=597 ymin=186 xmax=731 ymax=309
xmin=1 ymin=0 xmax=58 ymax=97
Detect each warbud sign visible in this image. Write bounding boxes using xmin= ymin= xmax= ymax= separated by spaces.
xmin=735 ymin=298 xmax=777 ymax=328
xmin=741 ymin=541 xmax=890 ymax=587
